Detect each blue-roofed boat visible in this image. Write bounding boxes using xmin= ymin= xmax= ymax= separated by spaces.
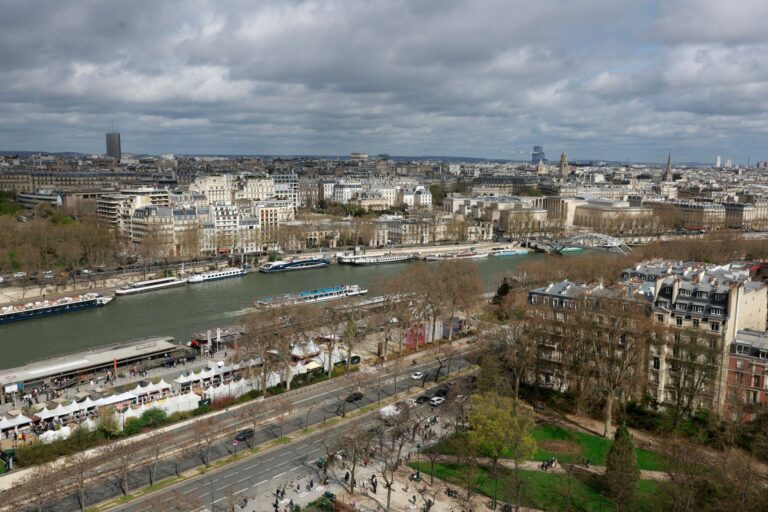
xmin=259 ymin=257 xmax=330 ymax=273
xmin=254 ymin=284 xmax=368 ymax=308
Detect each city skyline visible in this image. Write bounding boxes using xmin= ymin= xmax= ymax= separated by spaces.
xmin=1 ymin=1 xmax=767 ymax=162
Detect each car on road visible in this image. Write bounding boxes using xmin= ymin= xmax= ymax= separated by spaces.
xmin=234 ymin=429 xmax=254 ymax=442
xmin=415 ymin=395 xmax=431 ymax=404
xmin=433 ymin=388 xmax=449 ymax=398
xmin=13 ymin=272 xmax=26 ymax=278
xmin=404 ymin=398 xmax=417 ymax=408
xmin=429 ymin=396 xmax=445 ymax=407
xmin=454 ymin=394 xmax=467 ymax=402
xmin=410 ymin=371 xmax=424 ymax=380
xmin=345 ymin=391 xmax=364 ymax=402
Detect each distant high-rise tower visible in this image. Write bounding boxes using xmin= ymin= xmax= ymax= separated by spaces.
xmin=106 ymin=132 xmax=121 ymax=162
xmin=663 ymin=154 xmax=673 ymax=181
xmin=715 ymin=155 xmax=721 ymax=168
xmin=559 ymin=151 xmax=569 ymax=178
xmin=531 ymin=145 xmax=546 ymax=165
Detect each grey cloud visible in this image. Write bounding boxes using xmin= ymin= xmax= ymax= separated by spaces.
xmin=0 ymin=0 xmax=766 ymax=162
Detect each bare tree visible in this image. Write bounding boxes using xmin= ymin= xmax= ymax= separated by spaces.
xmin=193 ymin=417 xmax=218 ymax=467
xmin=436 ymin=260 xmax=482 ymax=343
xmin=377 ymin=417 xmax=412 ymax=511
xmin=144 ymin=430 xmax=171 ymax=487
xmin=107 ymin=441 xmax=143 ymax=496
xmin=337 ymin=425 xmax=373 ymax=495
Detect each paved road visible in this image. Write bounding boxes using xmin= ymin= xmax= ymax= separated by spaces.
xmin=32 ymin=355 xmax=474 ymax=512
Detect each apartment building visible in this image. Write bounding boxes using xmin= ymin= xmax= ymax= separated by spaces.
xmin=644 ymin=262 xmax=766 ymax=414
xmin=725 ymin=329 xmax=768 ymax=421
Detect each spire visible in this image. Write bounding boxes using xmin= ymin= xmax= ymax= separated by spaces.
xmin=663 ymin=154 xmax=673 ymax=181
xmin=559 ymin=151 xmax=569 ymax=178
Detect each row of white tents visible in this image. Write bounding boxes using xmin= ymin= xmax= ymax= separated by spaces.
xmin=3 ymin=347 xmax=350 ymax=437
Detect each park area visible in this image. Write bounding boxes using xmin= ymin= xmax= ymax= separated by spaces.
xmin=415 ymin=422 xmax=669 ymax=511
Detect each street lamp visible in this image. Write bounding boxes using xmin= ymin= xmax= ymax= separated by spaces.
xmin=416 ymin=443 xmax=422 ymax=480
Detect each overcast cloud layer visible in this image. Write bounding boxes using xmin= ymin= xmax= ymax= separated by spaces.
xmin=1 ymin=0 xmax=766 ymax=163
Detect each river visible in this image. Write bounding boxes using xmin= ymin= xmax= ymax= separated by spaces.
xmin=0 ymin=255 xmax=549 ymax=369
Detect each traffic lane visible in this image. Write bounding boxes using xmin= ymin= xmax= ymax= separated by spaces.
xmin=117 ymin=415 xmax=376 ymax=512
xmin=112 ymin=381 xmax=459 ymax=512
xmin=41 ymin=358 xmax=473 ymax=512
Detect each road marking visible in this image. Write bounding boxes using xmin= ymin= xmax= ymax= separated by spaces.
xmin=273 ymin=471 xmax=287 ymax=479
xmin=254 ymin=479 xmax=268 ymax=487
xmin=290 ymin=465 xmax=302 ymax=472
xmin=236 ymin=475 xmax=251 ymax=483
xmin=233 ymin=488 xmax=248 ymax=495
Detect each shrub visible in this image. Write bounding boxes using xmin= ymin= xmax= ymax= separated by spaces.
xmin=192 ymin=404 xmax=211 ymax=416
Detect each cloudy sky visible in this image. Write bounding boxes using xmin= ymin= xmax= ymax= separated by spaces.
xmin=1 ymin=0 xmax=766 ymax=162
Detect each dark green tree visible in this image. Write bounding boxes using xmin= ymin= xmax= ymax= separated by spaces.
xmin=605 ymin=424 xmax=640 ymax=511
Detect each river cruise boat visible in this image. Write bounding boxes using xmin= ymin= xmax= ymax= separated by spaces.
xmin=114 ymin=276 xmax=187 ymax=296
xmin=424 ymin=250 xmax=489 ymax=261
xmin=339 ymin=253 xmax=414 ymax=265
xmin=0 ymin=293 xmax=112 ymax=324
xmin=560 ymin=247 xmax=584 ymax=254
xmin=255 ymin=284 xmax=368 ymax=308
xmin=491 ymin=248 xmax=529 ymax=256
xmin=259 ymin=257 xmax=330 ymax=273
xmin=188 ymin=267 xmax=246 ymax=284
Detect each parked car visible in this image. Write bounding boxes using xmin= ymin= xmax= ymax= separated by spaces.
xmin=410 ymin=371 xmax=424 ymax=380
xmin=415 ymin=395 xmax=431 ymax=404
xmin=429 ymin=396 xmax=445 ymax=407
xmin=235 ymin=429 xmax=255 ymax=442
xmin=433 ymin=388 xmax=449 ymax=398
xmin=13 ymin=272 xmax=26 ymax=278
xmin=345 ymin=391 xmax=364 ymax=402
xmin=454 ymin=394 xmax=467 ymax=403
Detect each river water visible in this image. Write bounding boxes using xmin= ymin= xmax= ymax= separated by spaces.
xmin=0 ymin=255 xmax=548 ymax=369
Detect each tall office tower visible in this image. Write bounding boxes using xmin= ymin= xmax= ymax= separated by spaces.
xmin=106 ymin=132 xmax=121 ymax=162
xmin=559 ymin=151 xmax=569 ymax=178
xmin=531 ymin=145 xmax=545 ymax=164
xmin=715 ymin=155 xmax=722 ymax=168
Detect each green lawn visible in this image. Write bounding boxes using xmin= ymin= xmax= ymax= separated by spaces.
xmin=411 ymin=461 xmax=660 ymax=512
xmin=532 ymin=424 xmax=667 ymax=471
xmin=429 ymin=423 xmax=668 ymax=471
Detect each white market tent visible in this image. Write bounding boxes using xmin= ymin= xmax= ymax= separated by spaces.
xmin=0 ymin=416 xmax=13 ymax=431
xmin=7 ymin=414 xmax=32 ymax=428
xmin=94 ymin=391 xmax=137 ymax=407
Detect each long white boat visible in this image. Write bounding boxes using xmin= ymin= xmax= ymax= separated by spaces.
xmin=424 ymin=251 xmax=489 ymax=261
xmin=114 ymin=276 xmax=187 ymax=296
xmin=255 ymin=284 xmax=368 ymax=308
xmin=491 ymin=248 xmax=529 ymax=256
xmin=0 ymin=293 xmax=112 ymax=324
xmin=259 ymin=257 xmax=330 ymax=273
xmin=339 ymin=253 xmax=414 ymax=265
xmin=188 ymin=267 xmax=246 ymax=284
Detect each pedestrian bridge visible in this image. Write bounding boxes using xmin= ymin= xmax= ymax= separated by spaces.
xmin=528 ymin=233 xmax=631 ymax=255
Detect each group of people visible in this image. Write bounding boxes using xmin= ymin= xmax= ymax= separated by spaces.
xmin=539 ymin=457 xmax=558 ymax=471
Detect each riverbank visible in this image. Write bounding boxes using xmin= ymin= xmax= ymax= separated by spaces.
xmin=0 ymin=242 xmax=503 ymax=308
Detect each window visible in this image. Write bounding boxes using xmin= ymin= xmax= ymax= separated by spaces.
xmin=753 ymin=375 xmax=761 ymax=388
xmin=676 ymin=317 xmax=683 ymax=326
xmin=736 ymin=360 xmax=744 ymax=370
xmin=657 ymin=314 xmax=664 ymax=322
xmin=711 ymin=322 xmax=720 ymax=332
xmin=653 ymin=357 xmax=660 ymax=370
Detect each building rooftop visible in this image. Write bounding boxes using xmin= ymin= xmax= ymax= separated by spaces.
xmin=0 ymin=337 xmax=177 ymax=386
